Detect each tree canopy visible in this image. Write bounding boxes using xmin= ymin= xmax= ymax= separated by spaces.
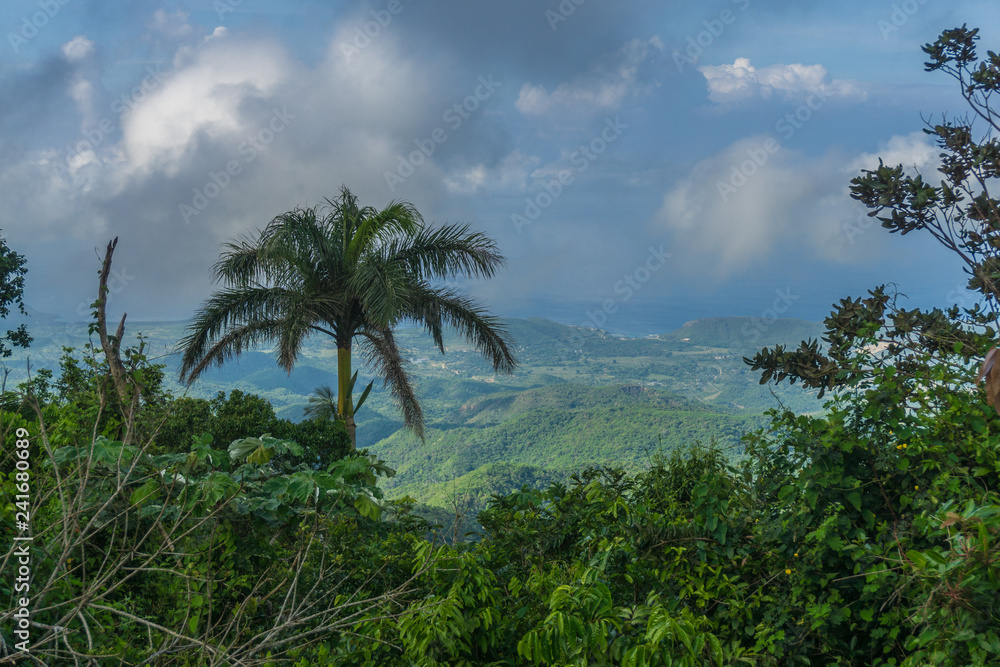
xmin=0 ymin=231 xmax=30 ymax=358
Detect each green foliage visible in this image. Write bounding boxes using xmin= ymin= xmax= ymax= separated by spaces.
xmin=0 ymin=231 xmax=30 ymax=357
xmin=144 ymin=388 xmax=352 ymax=468
xmin=373 ymin=383 xmax=763 ymax=506
xmin=0 ymin=397 xmax=399 ymax=664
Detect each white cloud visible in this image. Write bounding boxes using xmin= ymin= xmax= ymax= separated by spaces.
xmin=62 ymin=35 xmax=94 ymax=61
xmin=62 ymin=36 xmax=97 ymax=128
xmin=655 ymin=133 xmax=937 ymax=276
xmin=846 ymin=132 xmax=938 ymax=174
xmin=3 ymin=20 xmax=473 ymax=318
xmin=700 ymin=58 xmax=866 ymax=104
xmin=444 ymin=151 xmax=540 ymax=195
xmin=516 ymin=37 xmax=663 ymax=115
xmin=16 ymin=19 xmax=462 ymax=237
xmin=117 ymin=38 xmax=291 ymax=178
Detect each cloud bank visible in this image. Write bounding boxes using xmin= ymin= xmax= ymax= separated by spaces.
xmin=700 ymin=58 xmax=866 ymax=104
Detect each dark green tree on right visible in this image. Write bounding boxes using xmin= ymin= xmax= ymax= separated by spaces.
xmin=740 ymin=26 xmax=1000 ymax=665
xmin=0 ymin=231 xmax=30 ymax=358
xmin=746 ymin=25 xmax=1000 ymax=406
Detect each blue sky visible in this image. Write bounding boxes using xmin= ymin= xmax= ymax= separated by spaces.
xmin=2 ymin=0 xmax=999 ymax=334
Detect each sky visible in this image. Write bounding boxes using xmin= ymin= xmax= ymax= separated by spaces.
xmin=2 ymin=0 xmax=999 ymax=336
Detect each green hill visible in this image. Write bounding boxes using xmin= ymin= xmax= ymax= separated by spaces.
xmin=370 ymin=384 xmax=764 ymax=505
xmin=402 ymin=462 xmax=561 ymax=515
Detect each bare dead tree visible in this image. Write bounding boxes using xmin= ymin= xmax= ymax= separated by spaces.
xmin=94 ymin=238 xmax=143 ymax=445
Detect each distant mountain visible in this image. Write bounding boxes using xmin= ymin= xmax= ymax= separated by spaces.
xmin=1 ymin=314 xmax=828 ymax=514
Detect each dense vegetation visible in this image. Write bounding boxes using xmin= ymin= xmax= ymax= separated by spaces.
xmin=2 ymin=25 xmax=1000 ymax=666
xmin=4 ymin=314 xmax=999 ymax=664
xmin=373 ymin=383 xmax=764 ymax=508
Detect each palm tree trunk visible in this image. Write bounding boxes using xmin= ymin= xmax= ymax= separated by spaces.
xmin=337 ymin=345 xmax=357 ymax=450
xmin=345 ymin=414 xmax=357 ymax=451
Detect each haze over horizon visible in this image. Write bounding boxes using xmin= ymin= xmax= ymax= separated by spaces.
xmin=3 ymin=0 xmax=997 ymax=334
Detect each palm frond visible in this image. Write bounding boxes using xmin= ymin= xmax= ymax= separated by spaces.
xmin=347 ymin=257 xmax=414 ymax=328
xmin=346 ymin=201 xmax=423 ymax=265
xmin=178 ymin=317 xmax=291 ymax=384
xmin=388 ymin=224 xmax=505 ymax=281
xmin=357 ymin=326 xmax=423 ymax=439
xmin=405 ymin=285 xmax=518 ymax=374
xmin=303 ymin=385 xmax=338 ymax=421
xmin=176 ymin=286 xmax=333 ymax=382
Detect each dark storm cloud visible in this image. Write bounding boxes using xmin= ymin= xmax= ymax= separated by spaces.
xmin=371 ymin=0 xmax=672 ymax=77
xmin=0 ymin=56 xmax=76 ymax=151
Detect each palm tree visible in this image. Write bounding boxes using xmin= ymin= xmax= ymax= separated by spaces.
xmin=303 ymin=385 xmax=339 ymax=422
xmin=177 ymin=186 xmax=517 ymax=448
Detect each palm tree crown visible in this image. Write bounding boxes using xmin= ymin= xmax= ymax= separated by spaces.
xmin=177 ymin=186 xmax=517 ymax=447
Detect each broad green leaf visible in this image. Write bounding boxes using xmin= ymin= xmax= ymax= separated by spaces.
xmin=846 ymin=490 xmax=862 ymax=511
xmin=262 ymin=477 xmax=290 ymax=496
xmin=246 ymin=445 xmax=273 ymax=465
xmin=229 ymin=437 xmax=264 ymax=461
xmin=906 ymin=550 xmax=928 ymax=569
xmin=129 ymin=479 xmax=160 ymax=506
xmin=287 ymin=472 xmax=316 ymax=503
xmin=355 ymin=493 xmax=381 ymax=520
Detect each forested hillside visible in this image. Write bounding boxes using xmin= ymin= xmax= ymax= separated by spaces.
xmin=372 ymin=383 xmax=765 ymax=508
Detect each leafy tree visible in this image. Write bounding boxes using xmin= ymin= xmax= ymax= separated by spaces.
xmin=746 ymin=25 xmax=1000 ymax=396
xmin=737 ymin=24 xmax=1000 ymax=665
xmin=0 ymin=231 xmax=30 ymax=357
xmin=178 ymin=186 xmax=517 ymax=448
xmin=1 ymin=407 xmax=410 ymax=664
xmin=143 ymin=389 xmax=352 ymax=467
